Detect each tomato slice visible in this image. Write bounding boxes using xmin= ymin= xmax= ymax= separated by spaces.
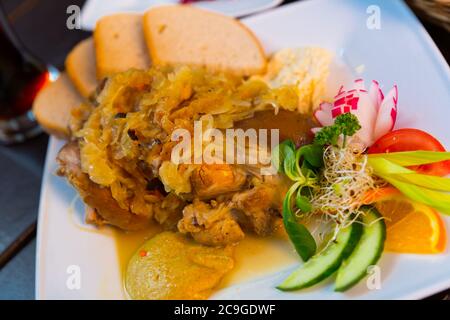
xmin=368 ymin=128 xmax=450 ymax=176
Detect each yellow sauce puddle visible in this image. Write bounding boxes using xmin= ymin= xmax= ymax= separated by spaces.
xmin=219 ymin=234 xmax=298 ymax=288
xmin=113 ymin=224 xmax=164 ymax=274
xmin=113 ymin=227 xmax=298 ymax=295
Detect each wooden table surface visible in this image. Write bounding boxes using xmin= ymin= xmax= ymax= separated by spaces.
xmin=0 ymin=0 xmax=449 ymax=300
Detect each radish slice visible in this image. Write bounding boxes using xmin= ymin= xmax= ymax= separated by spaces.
xmin=353 ymin=78 xmax=365 ymax=91
xmin=312 ymin=80 xmax=398 ymax=147
xmin=368 ymin=80 xmax=383 ymax=112
xmin=319 ymin=102 xmax=333 ymax=111
xmin=373 ymin=85 xmax=398 ymax=141
xmin=314 ymin=102 xmax=334 ymax=126
xmin=334 ymin=85 xmax=345 ymax=98
xmin=352 ymin=92 xmax=377 ymax=146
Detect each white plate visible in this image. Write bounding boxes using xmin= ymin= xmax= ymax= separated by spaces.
xmin=80 ymin=0 xmax=284 ymax=31
xmin=36 ymin=0 xmax=450 ymax=299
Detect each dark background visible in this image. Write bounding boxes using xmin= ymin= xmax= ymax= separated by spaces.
xmin=0 ymin=0 xmax=449 ymax=300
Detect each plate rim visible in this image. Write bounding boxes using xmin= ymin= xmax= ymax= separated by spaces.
xmin=80 ymin=0 xmax=285 ymax=31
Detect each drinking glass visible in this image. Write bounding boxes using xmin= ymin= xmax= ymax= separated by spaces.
xmin=0 ymin=5 xmax=53 ymax=144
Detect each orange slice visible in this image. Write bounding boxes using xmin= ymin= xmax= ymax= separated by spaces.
xmin=373 ymin=194 xmax=447 ymax=254
xmin=362 ymin=186 xmax=400 ymax=205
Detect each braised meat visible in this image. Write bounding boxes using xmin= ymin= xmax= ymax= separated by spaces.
xmin=178 ymin=200 xmax=245 ymax=246
xmin=231 ymin=185 xmax=281 ymax=236
xmin=57 ymin=142 xmax=152 ymax=230
xmin=191 ymin=164 xmax=247 ymax=199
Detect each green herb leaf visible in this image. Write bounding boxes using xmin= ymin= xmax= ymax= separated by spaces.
xmin=314 ymin=125 xmax=340 ymax=146
xmin=275 ymin=140 xmax=320 ymax=261
xmin=300 ymin=160 xmax=317 ymax=179
xmin=368 ymin=151 xmax=450 ymax=166
xmin=272 ymin=140 xmax=296 ymax=173
xmin=296 ymin=189 xmax=312 ymax=213
xmin=297 ymin=144 xmax=324 ymax=168
xmin=283 ymin=183 xmax=316 ymax=261
xmin=334 ymin=112 xmax=361 ymax=137
xmin=284 ymin=147 xmax=302 ymax=181
xmin=313 ymin=113 xmax=361 ymax=146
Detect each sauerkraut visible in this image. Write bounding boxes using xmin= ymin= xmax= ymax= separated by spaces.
xmin=71 ymin=66 xmax=298 ymax=217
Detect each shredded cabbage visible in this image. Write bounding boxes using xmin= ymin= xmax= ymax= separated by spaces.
xmin=71 ymin=66 xmax=298 ymax=216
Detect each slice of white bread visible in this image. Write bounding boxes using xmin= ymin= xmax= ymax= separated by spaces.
xmin=94 ymin=14 xmax=151 ymax=80
xmin=32 ymin=73 xmax=83 ymax=139
xmin=143 ymin=5 xmax=266 ymax=76
xmin=65 ymin=37 xmax=98 ymax=98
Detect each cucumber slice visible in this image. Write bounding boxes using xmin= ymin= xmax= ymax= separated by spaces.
xmin=335 ymin=206 xmax=386 ymax=292
xmin=277 ymin=222 xmax=362 ymax=291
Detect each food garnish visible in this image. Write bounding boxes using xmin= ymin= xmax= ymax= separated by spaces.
xmin=276 ymin=112 xmax=381 ymax=261
xmin=314 ymin=112 xmax=361 ymax=147
xmin=335 ymin=207 xmax=385 ymax=292
xmin=368 ymin=153 xmax=450 ymax=214
xmin=375 ymin=195 xmax=446 ymax=254
xmin=313 ymin=79 xmax=398 ymax=147
xmin=368 ymin=128 xmax=450 ymax=176
xmin=277 ymin=79 xmax=449 ymax=292
xmin=277 ymin=220 xmax=362 ymax=291
xmin=273 ymin=139 xmax=320 ymax=261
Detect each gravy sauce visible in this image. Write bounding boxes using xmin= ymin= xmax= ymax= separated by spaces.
xmin=235 ymin=109 xmax=316 ymax=146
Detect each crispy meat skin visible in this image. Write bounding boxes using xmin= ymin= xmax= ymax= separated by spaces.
xmin=191 ymin=164 xmax=247 ymax=199
xmin=231 ymin=185 xmax=281 ymax=236
xmin=178 ymin=200 xmax=245 ymax=246
xmin=178 ymin=176 xmax=288 ymax=245
xmin=57 ymin=142 xmax=151 ymax=230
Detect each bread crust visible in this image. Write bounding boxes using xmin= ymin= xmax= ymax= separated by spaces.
xmin=65 ymin=37 xmax=98 ymax=98
xmin=94 ymin=13 xmax=151 ymax=79
xmin=143 ymin=5 xmax=266 ymax=76
xmin=32 ymin=73 xmax=82 ymax=139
